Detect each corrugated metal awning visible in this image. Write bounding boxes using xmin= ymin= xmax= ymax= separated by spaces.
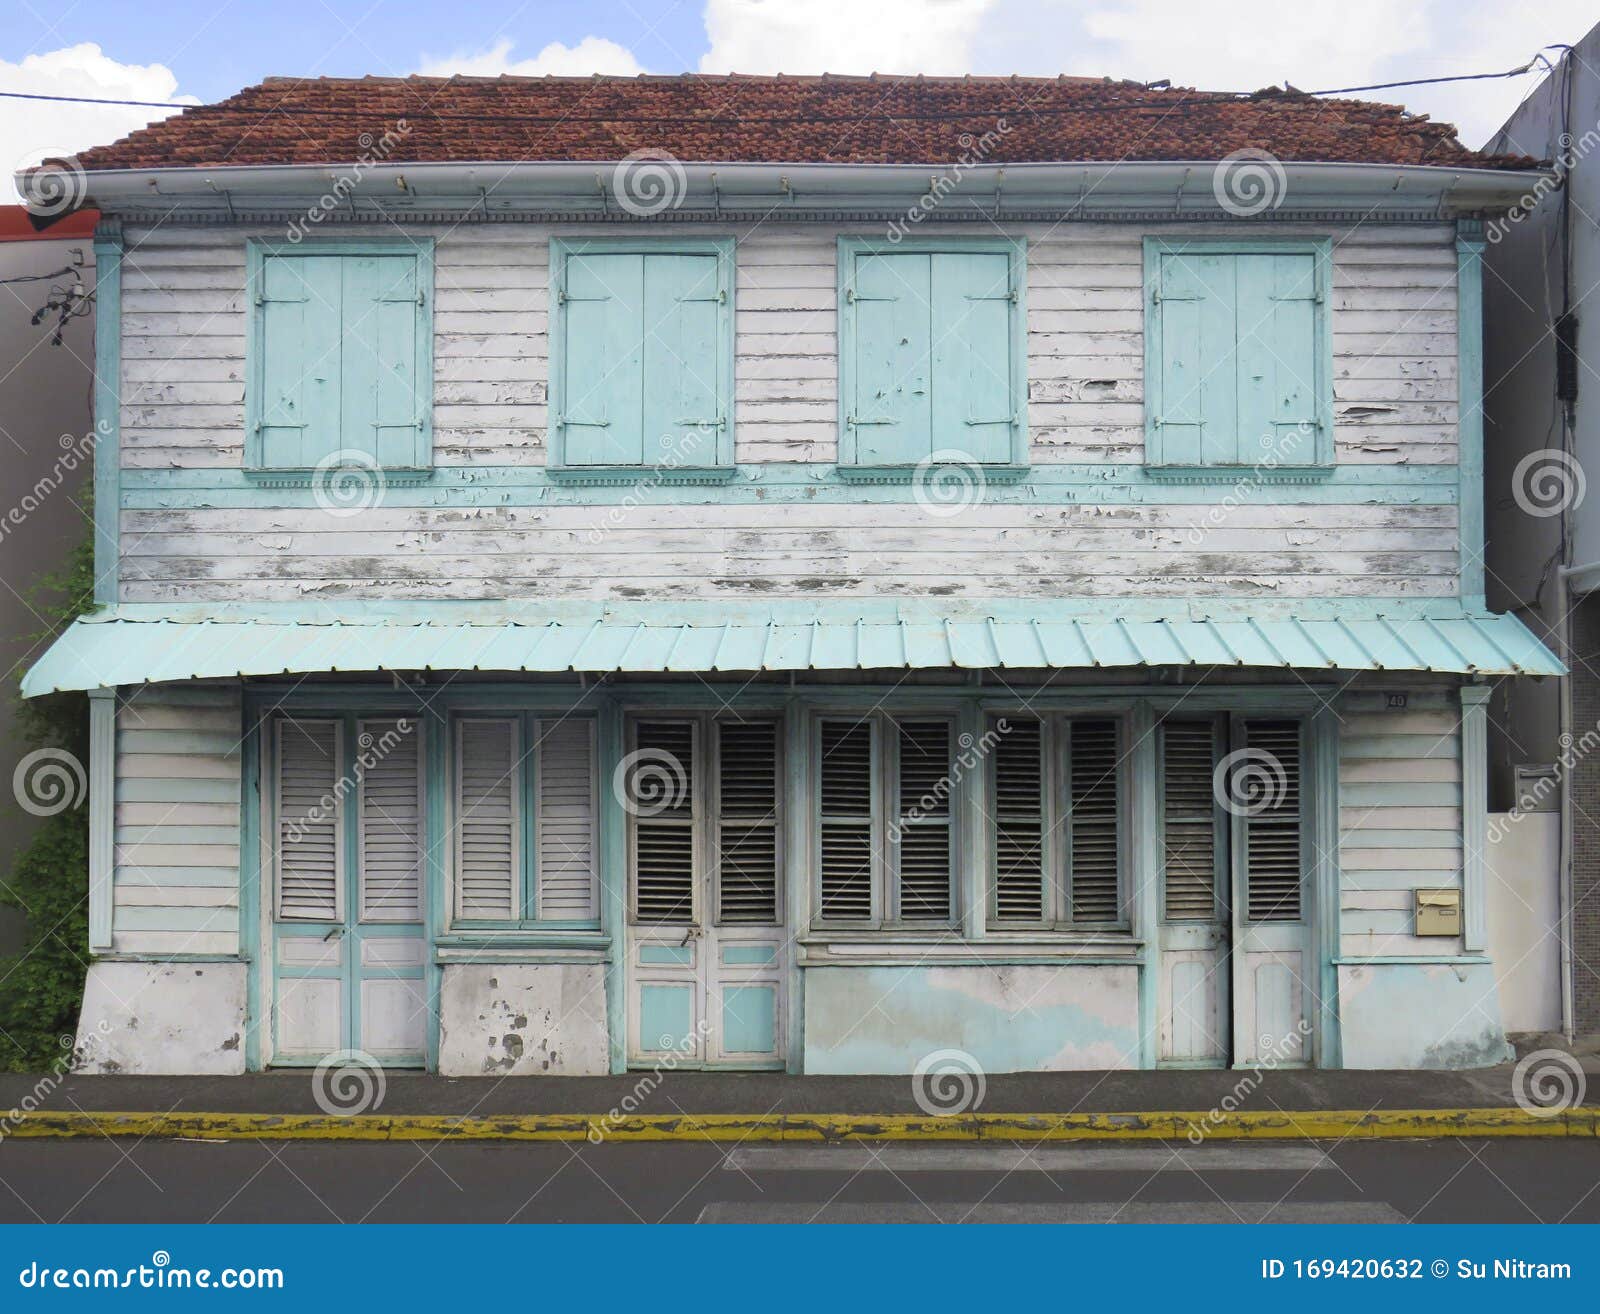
xmin=20 ymin=603 xmax=1563 ymax=695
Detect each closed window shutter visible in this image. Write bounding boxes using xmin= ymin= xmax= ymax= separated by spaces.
xmin=357 ymin=718 xmax=423 ymax=922
xmin=818 ymin=719 xmax=874 ymax=921
xmin=847 ymin=252 xmax=933 ymax=465
xmin=1242 ymin=719 xmax=1304 ymax=922
xmin=276 ymin=718 xmax=342 ymax=921
xmin=895 ymin=719 xmax=953 ymax=922
xmin=1235 ymin=253 xmax=1319 ymax=465
xmin=1068 ymin=719 xmax=1122 ymax=923
xmin=644 ymin=253 xmax=724 ymax=467
xmin=560 ymin=252 xmax=645 ymax=466
xmin=992 ymin=716 xmax=1046 ymax=923
xmin=631 ymin=720 xmax=695 ymax=924
xmin=716 ymin=720 xmax=780 ymax=924
xmin=257 ymin=255 xmax=338 ymax=469
xmin=535 ymin=718 xmax=597 ymax=920
xmin=1162 ymin=719 xmax=1220 ymax=920
xmin=342 ymin=253 xmax=425 ymax=468
xmin=455 ymin=718 xmax=520 ymax=920
xmin=1154 ymin=251 xmax=1240 ymax=466
xmin=930 ymin=251 xmax=1015 ymax=462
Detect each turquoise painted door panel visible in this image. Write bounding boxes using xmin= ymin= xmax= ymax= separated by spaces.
xmin=1156 ymin=252 xmax=1238 ymax=466
xmin=720 ymin=985 xmax=777 ymax=1055
xmin=255 ymin=250 xmax=427 ymax=470
xmin=1235 ymin=253 xmax=1319 ymax=465
xmin=931 ymin=251 xmax=1014 ymax=463
xmin=850 ymin=252 xmax=933 ymax=465
xmin=644 ymin=253 xmax=722 ymax=467
xmin=562 ymin=253 xmax=645 ymax=466
xmin=639 ymin=983 xmax=695 ymax=1053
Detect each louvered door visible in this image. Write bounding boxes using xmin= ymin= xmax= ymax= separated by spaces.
xmin=272 ymin=714 xmax=427 ymax=1067
xmin=626 ymin=714 xmax=787 ymax=1069
xmin=1157 ymin=718 xmax=1230 ymax=1064
xmin=1229 ymin=716 xmax=1313 ymax=1066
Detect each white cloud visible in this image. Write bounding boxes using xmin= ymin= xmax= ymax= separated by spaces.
xmin=416 ymin=36 xmax=646 ymax=78
xmin=699 ymin=0 xmax=994 ymax=74
xmin=2 ymin=43 xmax=194 ymax=204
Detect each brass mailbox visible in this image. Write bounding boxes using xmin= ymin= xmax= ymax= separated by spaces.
xmin=1415 ymin=888 xmax=1462 ymax=937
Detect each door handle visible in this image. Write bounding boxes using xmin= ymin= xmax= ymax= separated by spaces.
xmin=678 ymin=926 xmax=701 ymax=947
xmin=323 ymin=926 xmax=344 ymax=941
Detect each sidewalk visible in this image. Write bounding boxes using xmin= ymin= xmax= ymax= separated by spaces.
xmin=1 ymin=1062 xmax=1595 ymax=1142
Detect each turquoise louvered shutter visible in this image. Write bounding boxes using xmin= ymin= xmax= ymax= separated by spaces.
xmin=644 ymin=253 xmax=724 ymax=467
xmin=1153 ymin=251 xmax=1239 ymax=466
xmin=252 ymin=248 xmax=430 ymax=470
xmin=847 ymin=251 xmax=933 ymax=465
xmin=931 ymin=251 xmax=1016 ymax=463
xmin=559 ymin=252 xmax=645 ymax=466
xmin=1235 ymin=253 xmax=1320 ymax=465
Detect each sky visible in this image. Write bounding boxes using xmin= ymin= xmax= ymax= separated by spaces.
xmin=2 ymin=0 xmax=1595 ymax=201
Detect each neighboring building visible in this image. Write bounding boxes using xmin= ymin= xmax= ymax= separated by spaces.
xmin=0 ymin=205 xmax=99 ymax=955
xmin=1483 ymin=26 xmax=1600 ymax=1041
xmin=19 ymin=74 xmax=1561 ymax=1076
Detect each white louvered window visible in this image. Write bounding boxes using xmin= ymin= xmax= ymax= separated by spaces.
xmin=452 ymin=714 xmax=600 ymax=925
xmin=276 ymin=718 xmax=343 ymax=921
xmin=358 ymin=718 xmax=424 ymax=922
xmin=1161 ymin=718 xmax=1223 ymax=921
xmin=987 ymin=715 xmax=1127 ymax=928
xmin=1240 ymin=719 xmax=1305 ymax=923
xmin=717 ymin=719 xmax=781 ymax=925
xmin=815 ymin=713 xmax=958 ymax=929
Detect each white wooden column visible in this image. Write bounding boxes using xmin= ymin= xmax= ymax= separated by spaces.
xmin=1460 ymin=683 xmax=1491 ymax=952
xmin=87 ymin=687 xmax=116 ymax=953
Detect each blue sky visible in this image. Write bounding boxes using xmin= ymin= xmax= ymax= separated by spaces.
xmin=2 ymin=0 xmax=1595 ymax=200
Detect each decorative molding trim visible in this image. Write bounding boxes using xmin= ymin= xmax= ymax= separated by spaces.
xmin=1456 ymin=233 xmax=1487 ymax=609
xmin=92 ymin=234 xmax=122 ymax=607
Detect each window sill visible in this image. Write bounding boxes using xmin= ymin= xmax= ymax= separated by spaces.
xmin=243 ymin=467 xmax=434 ymax=488
xmin=1143 ymin=464 xmax=1335 ymax=485
xmin=835 ymin=463 xmax=1030 ymax=485
xmin=545 ymin=465 xmax=737 ymax=487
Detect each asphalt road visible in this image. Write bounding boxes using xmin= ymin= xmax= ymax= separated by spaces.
xmin=0 ymin=1138 xmax=1596 ymax=1223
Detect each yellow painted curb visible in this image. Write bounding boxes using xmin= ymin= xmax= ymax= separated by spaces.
xmin=4 ymin=1107 xmax=1595 ymax=1143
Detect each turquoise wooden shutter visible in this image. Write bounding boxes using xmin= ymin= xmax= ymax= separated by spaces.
xmin=1154 ymin=251 xmax=1239 ymax=466
xmin=847 ymin=252 xmax=933 ymax=465
xmin=560 ymin=252 xmax=645 ymax=466
xmin=257 ymin=255 xmax=342 ymax=469
xmin=644 ymin=253 xmax=725 ymax=467
xmin=341 ymin=254 xmax=425 ymax=468
xmin=931 ymin=251 xmax=1015 ymax=463
xmin=1235 ymin=253 xmax=1320 ymax=466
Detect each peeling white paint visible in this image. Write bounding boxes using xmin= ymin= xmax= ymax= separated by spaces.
xmin=75 ymin=962 xmax=246 ymax=1075
xmin=438 ymin=964 xmax=609 ymax=1076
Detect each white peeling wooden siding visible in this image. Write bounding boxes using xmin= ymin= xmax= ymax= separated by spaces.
xmin=112 ymin=685 xmax=241 ymax=954
xmin=116 ymin=221 xmax=1460 ymax=602
xmin=1337 ymin=688 xmax=1464 ymax=956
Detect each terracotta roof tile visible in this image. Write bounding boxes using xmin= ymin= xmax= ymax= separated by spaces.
xmin=71 ymin=73 xmax=1537 ymax=173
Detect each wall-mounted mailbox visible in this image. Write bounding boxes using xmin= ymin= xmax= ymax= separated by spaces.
xmin=1415 ymin=888 xmax=1462 ymax=937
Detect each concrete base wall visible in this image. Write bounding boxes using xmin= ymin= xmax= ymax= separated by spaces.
xmin=803 ymin=965 xmax=1140 ymax=1074
xmin=75 ymin=962 xmax=247 ymax=1075
xmin=1487 ymin=811 xmax=1563 ymax=1034
xmin=1337 ymin=962 xmax=1512 ymax=1069
xmin=437 ymin=964 xmax=610 ymax=1076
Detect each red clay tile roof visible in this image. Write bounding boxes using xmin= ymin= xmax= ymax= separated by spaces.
xmin=72 ymin=73 xmax=1536 ymax=173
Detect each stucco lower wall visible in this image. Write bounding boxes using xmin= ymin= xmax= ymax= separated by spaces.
xmin=75 ymin=961 xmax=247 ymax=1075
xmin=1337 ymin=962 xmax=1512 ymax=1069
xmin=803 ymin=964 xmax=1140 ymax=1074
xmin=438 ymin=963 xmax=610 ymax=1076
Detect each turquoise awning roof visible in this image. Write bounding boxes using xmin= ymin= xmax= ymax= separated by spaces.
xmin=20 ymin=603 xmax=1563 ymax=695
